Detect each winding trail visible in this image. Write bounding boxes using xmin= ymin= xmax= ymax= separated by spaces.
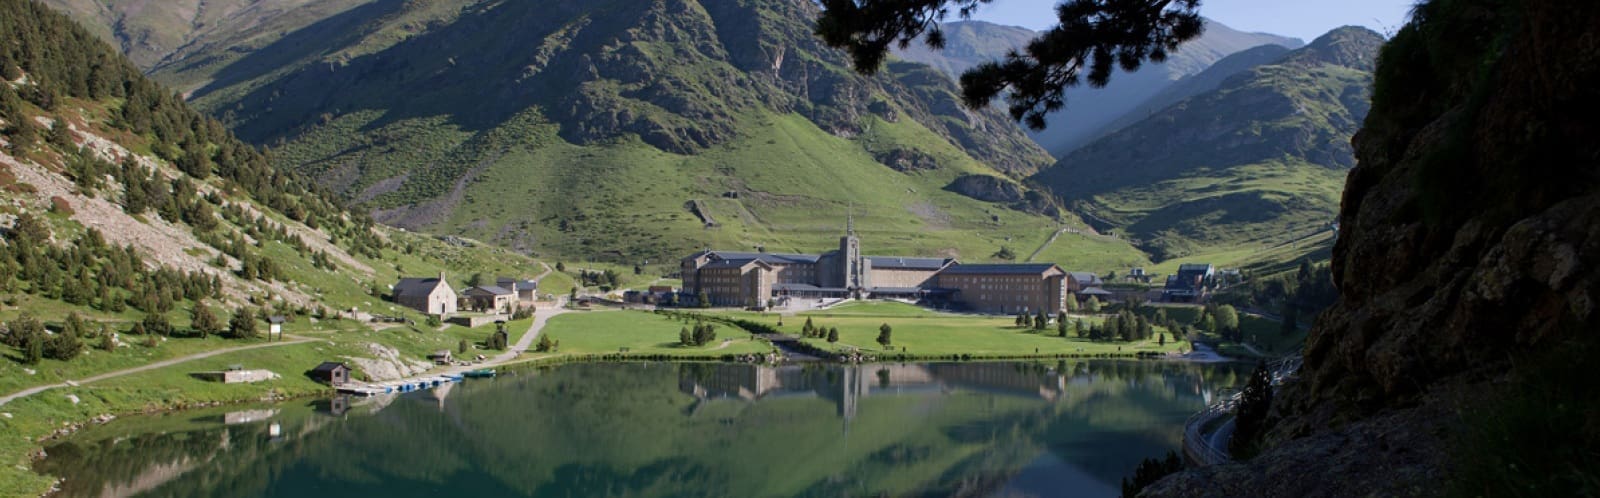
xmin=0 ymin=336 xmax=315 ymax=407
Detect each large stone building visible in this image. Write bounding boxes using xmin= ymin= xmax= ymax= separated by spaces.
xmin=934 ymin=263 xmax=1069 ymax=314
xmin=393 ymin=272 xmax=457 ymax=316
xmin=680 ymin=219 xmax=1069 ymax=313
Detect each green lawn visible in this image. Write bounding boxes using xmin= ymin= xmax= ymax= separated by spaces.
xmin=696 ymin=303 xmax=1188 ymax=358
xmin=539 ymin=311 xmax=774 ymax=357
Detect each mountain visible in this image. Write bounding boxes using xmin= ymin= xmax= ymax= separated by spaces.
xmin=1031 ymin=27 xmax=1387 ymax=261
xmin=37 ymin=0 xmax=364 ymax=70
xmin=891 ymin=21 xmax=1038 ymax=77
xmin=1149 ymin=0 xmax=1600 ymax=494
xmin=894 ymin=19 xmax=1303 ymax=158
xmin=0 ymin=0 xmax=558 ymax=326
xmin=43 ymin=0 xmax=1157 ymax=270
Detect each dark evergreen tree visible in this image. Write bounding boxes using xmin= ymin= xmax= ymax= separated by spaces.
xmin=877 ymin=323 xmax=893 ymax=348
xmin=140 ymin=313 xmax=172 ymax=337
xmin=1231 ymin=361 xmax=1275 ymax=456
xmin=228 ymin=307 xmax=258 ymax=339
xmin=191 ymin=300 xmax=222 ymax=338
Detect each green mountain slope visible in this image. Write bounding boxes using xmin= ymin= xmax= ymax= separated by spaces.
xmin=0 ymin=0 xmax=564 ymax=389
xmin=894 ymin=19 xmax=1303 ymax=158
xmin=1030 ymin=27 xmax=1386 ymax=261
xmin=46 ymin=0 xmax=1157 ymax=268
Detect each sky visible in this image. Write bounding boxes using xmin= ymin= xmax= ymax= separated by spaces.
xmin=967 ymin=0 xmax=1417 ymax=42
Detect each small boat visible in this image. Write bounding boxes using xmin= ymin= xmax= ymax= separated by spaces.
xmin=463 ymin=369 xmax=497 ymax=379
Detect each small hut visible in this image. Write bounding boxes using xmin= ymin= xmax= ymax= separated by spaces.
xmin=310 ymin=362 xmax=351 ymax=386
xmin=428 ymin=350 xmax=453 ymax=365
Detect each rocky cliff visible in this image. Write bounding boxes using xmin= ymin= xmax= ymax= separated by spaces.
xmin=1147 ymin=0 xmax=1600 ymax=495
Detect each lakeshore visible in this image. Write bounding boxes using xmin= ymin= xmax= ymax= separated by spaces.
xmin=0 ymin=300 xmax=1253 ymax=496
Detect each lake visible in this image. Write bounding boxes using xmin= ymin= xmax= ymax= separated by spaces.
xmin=36 ymin=361 xmax=1248 ymax=497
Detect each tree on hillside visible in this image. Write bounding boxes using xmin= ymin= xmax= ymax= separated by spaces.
xmin=191 ymin=300 xmax=222 ymax=338
xmin=228 ymin=307 xmax=257 ymax=339
xmin=827 ymin=327 xmax=839 ymax=343
xmin=877 ymin=323 xmax=893 ymax=349
xmin=992 ymin=246 xmax=1017 ymax=261
xmin=467 ymin=272 xmax=485 ymax=287
xmin=803 ymin=317 xmax=816 ymax=337
xmin=1215 ymin=304 xmax=1240 ymax=333
xmin=141 ymin=313 xmax=172 ymax=337
xmin=6 ymin=314 xmax=46 ymax=364
xmin=1075 ymin=319 xmax=1087 ymax=339
xmin=1057 ymin=317 xmax=1068 ymax=337
xmin=1034 ymin=311 xmax=1048 ymax=331
xmin=459 ymin=339 xmax=470 ymax=355
xmin=99 ymin=326 xmax=116 ymax=352
xmin=817 ymin=0 xmax=1203 ymax=129
xmin=1085 ymin=296 xmax=1101 ymax=313
xmin=1231 ymin=361 xmax=1275 ymax=455
xmin=680 ymin=327 xmax=693 ymax=346
xmin=45 ymin=316 xmax=82 ymax=361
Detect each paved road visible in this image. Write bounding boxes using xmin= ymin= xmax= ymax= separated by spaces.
xmin=1207 ymin=416 xmax=1237 ymax=454
xmin=485 ymin=298 xmax=568 ymax=366
xmin=0 ymin=336 xmax=315 ymax=407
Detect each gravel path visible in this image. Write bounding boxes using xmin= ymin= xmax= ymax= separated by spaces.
xmin=0 ymin=336 xmax=315 ymax=407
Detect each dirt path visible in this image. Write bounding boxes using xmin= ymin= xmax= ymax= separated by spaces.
xmin=0 ymin=336 xmax=315 ymax=407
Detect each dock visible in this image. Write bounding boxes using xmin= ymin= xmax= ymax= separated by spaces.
xmin=336 ymin=373 xmax=467 ymax=397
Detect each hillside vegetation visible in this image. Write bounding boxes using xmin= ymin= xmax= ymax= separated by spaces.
xmin=28 ymin=0 xmax=1159 ymax=269
xmin=1031 ymin=27 xmax=1385 ymax=261
xmin=0 ymin=0 xmax=555 ymax=395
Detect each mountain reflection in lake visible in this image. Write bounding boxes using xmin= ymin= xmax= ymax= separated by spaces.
xmin=37 ymin=361 xmax=1248 ymax=498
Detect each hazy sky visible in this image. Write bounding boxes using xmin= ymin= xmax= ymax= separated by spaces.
xmin=967 ymin=0 xmax=1417 ymax=42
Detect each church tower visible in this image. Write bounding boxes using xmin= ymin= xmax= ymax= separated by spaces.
xmin=839 ymin=206 xmax=866 ymax=294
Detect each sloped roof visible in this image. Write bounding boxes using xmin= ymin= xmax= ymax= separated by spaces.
xmin=1067 ymin=272 xmax=1103 ymax=285
xmin=939 ymin=263 xmax=1062 ymax=275
xmin=701 ymin=258 xmax=776 ymax=270
xmin=466 ymin=285 xmax=514 ymax=296
xmin=709 ymin=251 xmax=822 ymax=265
xmin=394 ymin=277 xmax=446 ymax=296
xmin=311 ymin=362 xmax=346 ymax=373
xmin=496 ymin=277 xmax=539 ymax=290
xmin=867 ymin=256 xmax=953 ymax=270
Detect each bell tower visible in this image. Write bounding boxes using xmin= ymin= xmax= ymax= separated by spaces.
xmin=839 ymin=206 xmax=864 ymax=294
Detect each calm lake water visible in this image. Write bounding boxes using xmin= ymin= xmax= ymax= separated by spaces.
xmin=37 ymin=361 xmax=1248 ymax=498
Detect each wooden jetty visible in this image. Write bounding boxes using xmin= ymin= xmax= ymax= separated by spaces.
xmin=337 ymin=374 xmax=462 ymax=397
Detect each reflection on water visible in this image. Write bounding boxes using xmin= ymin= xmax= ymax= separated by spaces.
xmin=38 ymin=361 xmax=1247 ymax=498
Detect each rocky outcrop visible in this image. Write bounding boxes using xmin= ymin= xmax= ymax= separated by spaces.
xmin=1146 ymin=0 xmax=1600 ymax=495
xmin=945 ymin=175 xmax=1061 ymax=217
xmin=874 ymin=148 xmax=937 ymax=173
xmin=946 ymin=174 xmax=1025 ymax=203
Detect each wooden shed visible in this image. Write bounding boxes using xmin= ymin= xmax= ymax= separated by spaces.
xmin=310 ymin=362 xmax=351 ymax=386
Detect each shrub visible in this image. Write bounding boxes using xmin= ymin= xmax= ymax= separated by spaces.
xmin=48 ymin=196 xmax=72 ymax=215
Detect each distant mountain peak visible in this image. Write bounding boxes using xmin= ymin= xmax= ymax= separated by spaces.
xmin=1286 ymin=26 xmax=1387 ymax=71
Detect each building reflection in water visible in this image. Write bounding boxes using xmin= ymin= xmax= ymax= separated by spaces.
xmin=677 ymin=362 xmax=1076 ymax=422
